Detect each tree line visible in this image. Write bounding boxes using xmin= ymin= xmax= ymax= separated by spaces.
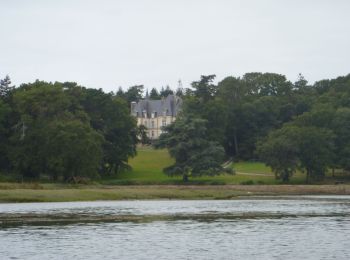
xmin=156 ymin=73 xmax=350 ymax=183
xmin=1 ymin=72 xmax=349 ymax=183
xmin=0 ymin=78 xmax=137 ymax=182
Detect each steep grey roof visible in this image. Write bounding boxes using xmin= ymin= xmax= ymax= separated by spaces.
xmin=131 ymin=95 xmax=182 ymax=118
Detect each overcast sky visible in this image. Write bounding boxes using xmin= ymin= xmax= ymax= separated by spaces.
xmin=1 ymin=0 xmax=349 ymax=92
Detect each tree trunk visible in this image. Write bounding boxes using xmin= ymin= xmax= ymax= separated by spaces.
xmin=233 ymin=132 xmax=239 ymax=157
xmin=182 ymin=174 xmax=189 ymax=182
xmin=306 ymin=169 xmax=310 ymax=184
xmin=282 ymin=170 xmax=289 ymax=182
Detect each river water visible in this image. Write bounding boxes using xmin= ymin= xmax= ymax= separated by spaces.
xmin=0 ymin=196 xmax=350 ymax=259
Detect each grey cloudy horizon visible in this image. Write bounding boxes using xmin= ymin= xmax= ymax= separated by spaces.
xmin=1 ymin=0 xmax=349 ymax=92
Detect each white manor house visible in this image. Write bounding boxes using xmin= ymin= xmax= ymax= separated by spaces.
xmin=131 ymin=95 xmax=182 ymax=140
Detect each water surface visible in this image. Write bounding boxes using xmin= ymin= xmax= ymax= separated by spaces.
xmin=1 ymin=196 xmax=349 ymax=259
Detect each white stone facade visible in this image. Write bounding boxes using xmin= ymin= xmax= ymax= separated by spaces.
xmin=131 ymin=95 xmax=182 ymax=140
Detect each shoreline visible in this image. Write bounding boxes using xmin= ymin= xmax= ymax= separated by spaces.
xmin=0 ymin=184 xmax=349 ymax=203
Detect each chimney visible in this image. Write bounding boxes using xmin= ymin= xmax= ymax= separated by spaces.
xmin=131 ymin=101 xmax=137 ymax=115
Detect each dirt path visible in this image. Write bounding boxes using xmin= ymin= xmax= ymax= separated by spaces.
xmin=236 ymin=171 xmax=274 ymax=177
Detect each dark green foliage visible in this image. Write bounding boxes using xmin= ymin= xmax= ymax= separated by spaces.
xmin=0 ymin=75 xmax=14 ymax=99
xmin=78 ymin=88 xmax=137 ymax=175
xmin=332 ymin=108 xmax=350 ymax=170
xmin=44 ymin=119 xmax=104 ymax=181
xmin=115 ymin=87 xmax=125 ymax=98
xmin=149 ymin=88 xmax=160 ymax=99
xmin=154 ymin=116 xmax=230 ymax=181
xmin=1 ymin=71 xmax=350 ymax=184
xmin=160 ymin=86 xmax=174 ymax=97
xmin=191 ymin=75 xmax=217 ymax=102
xmin=0 ymin=80 xmax=137 ymax=181
xmin=258 ymin=124 xmax=335 ymax=182
xmin=185 ymin=73 xmax=310 ymax=159
xmin=296 ymin=127 xmax=335 ymax=182
xmin=257 ymin=126 xmax=299 ymax=182
xmin=175 ymin=87 xmax=184 ymax=97
xmin=137 ymin=125 xmax=150 ymax=145
xmin=184 ymin=73 xmax=350 ymax=182
xmin=0 ymin=99 xmax=12 ymax=170
xmin=124 ymin=85 xmax=144 ymax=103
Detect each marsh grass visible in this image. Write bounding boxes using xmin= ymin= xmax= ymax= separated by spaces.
xmin=0 ymin=185 xmax=350 ymax=203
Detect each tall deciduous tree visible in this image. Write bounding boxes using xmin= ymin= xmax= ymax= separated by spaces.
xmin=191 ymin=75 xmax=217 ymax=102
xmin=0 ymin=99 xmax=11 ymax=171
xmin=257 ymin=126 xmax=299 ymax=182
xmin=332 ymin=108 xmax=350 ymax=171
xmin=124 ymin=85 xmax=144 ymax=103
xmin=258 ymin=124 xmax=335 ymax=183
xmin=8 ymin=81 xmax=137 ymax=180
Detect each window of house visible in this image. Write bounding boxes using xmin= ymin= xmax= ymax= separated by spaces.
xmin=151 ymin=121 xmax=155 ymax=128
xmin=151 ymin=131 xmax=154 ymax=137
xmin=162 ymin=119 xmax=166 ymax=127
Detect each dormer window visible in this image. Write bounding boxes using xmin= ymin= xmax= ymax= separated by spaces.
xmin=151 ymin=112 xmax=158 ymax=118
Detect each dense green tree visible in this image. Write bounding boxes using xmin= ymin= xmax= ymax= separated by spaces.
xmin=296 ymin=127 xmax=335 ymax=182
xmin=45 ymin=119 xmax=103 ymax=181
xmin=1 ymin=71 xmax=350 ymax=183
xmin=214 ymin=73 xmax=312 ymax=159
xmin=9 ymin=81 xmax=90 ymax=179
xmin=217 ymin=76 xmax=247 ymax=102
xmin=0 ymin=99 xmax=11 ymax=171
xmin=257 ymin=126 xmax=299 ymax=182
xmin=6 ymin=80 xmax=137 ymax=180
xmin=124 ymin=85 xmax=144 ymax=103
xmin=73 ymin=87 xmax=137 ymax=175
xmin=294 ymin=73 xmax=309 ymax=91
xmin=116 ymin=87 xmax=125 ymax=98
xmin=149 ymin=88 xmax=160 ymax=99
xmin=154 ymin=116 xmax=231 ymax=181
xmin=160 ymin=85 xmax=174 ymax=97
xmin=191 ymin=75 xmax=217 ymax=102
xmin=258 ymin=124 xmax=335 ymax=183
xmin=242 ymin=72 xmax=293 ymax=96
xmin=332 ymin=108 xmax=350 ymax=171
xmin=0 ymin=75 xmax=14 ymax=99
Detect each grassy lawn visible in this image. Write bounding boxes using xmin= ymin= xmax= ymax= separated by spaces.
xmin=1 ymin=148 xmax=349 ymax=202
xmin=101 ymin=147 xmax=306 ymax=185
xmin=1 ymin=147 xmax=348 ymax=190
xmin=234 ymin=161 xmax=272 ymax=174
xmin=104 ymin=147 xmax=181 ymax=184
